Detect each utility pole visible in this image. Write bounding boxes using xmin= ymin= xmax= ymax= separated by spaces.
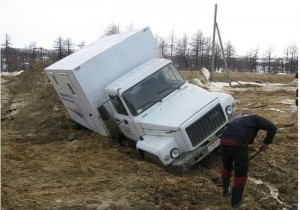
xmin=210 ymin=4 xmax=217 ymax=81
xmin=216 ymin=23 xmax=232 ymax=86
xmin=210 ymin=4 xmax=235 ymax=86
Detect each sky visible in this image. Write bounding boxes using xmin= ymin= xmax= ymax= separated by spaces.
xmin=1 ymin=0 xmax=299 ymax=57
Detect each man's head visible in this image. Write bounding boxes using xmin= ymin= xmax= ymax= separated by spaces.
xmin=228 ymin=109 xmax=253 ymax=122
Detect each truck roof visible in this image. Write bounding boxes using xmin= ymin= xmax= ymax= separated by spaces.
xmin=105 ymin=59 xmax=170 ymax=94
xmin=45 ymin=27 xmax=151 ymax=71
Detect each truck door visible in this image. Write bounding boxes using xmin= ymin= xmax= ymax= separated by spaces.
xmin=56 ymin=73 xmax=98 ymax=132
xmin=109 ymin=95 xmax=140 ymax=141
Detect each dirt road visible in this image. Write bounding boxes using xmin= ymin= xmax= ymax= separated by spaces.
xmin=1 ymin=65 xmax=297 ymax=209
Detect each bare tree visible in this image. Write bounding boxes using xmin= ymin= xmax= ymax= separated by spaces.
xmin=64 ymin=38 xmax=74 ymax=55
xmin=77 ymin=42 xmax=86 ymax=49
xmin=168 ymin=30 xmax=176 ymax=61
xmin=29 ymin=42 xmax=37 ymax=64
xmin=203 ymin=37 xmax=212 ymax=69
xmin=247 ymin=47 xmax=259 ymax=72
xmin=1 ymin=34 xmax=13 ymax=71
xmin=126 ymin=23 xmax=134 ymax=32
xmin=156 ymin=35 xmax=168 ymax=58
xmin=284 ymin=46 xmax=290 ymax=72
xmin=288 ymin=43 xmax=298 ymax=73
xmin=264 ymin=47 xmax=274 ymax=73
xmin=53 ymin=36 xmax=65 ymax=60
xmin=104 ymin=23 xmax=120 ymax=36
xmin=176 ymin=32 xmax=189 ymax=68
xmin=190 ymin=30 xmax=205 ymax=69
xmin=20 ymin=48 xmax=29 ymax=70
xmin=214 ymin=43 xmax=222 ymax=71
xmin=224 ymin=41 xmax=236 ymax=70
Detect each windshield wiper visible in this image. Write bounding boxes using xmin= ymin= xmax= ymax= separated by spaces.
xmin=139 ymin=99 xmax=161 ymax=110
xmin=157 ymin=83 xmax=182 ymax=95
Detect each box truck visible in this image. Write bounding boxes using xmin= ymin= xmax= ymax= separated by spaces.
xmin=45 ymin=27 xmax=236 ymax=171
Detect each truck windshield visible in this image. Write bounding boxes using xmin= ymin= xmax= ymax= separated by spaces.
xmin=123 ymin=63 xmax=185 ymax=116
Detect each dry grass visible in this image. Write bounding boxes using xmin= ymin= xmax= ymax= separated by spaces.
xmin=180 ymin=70 xmax=295 ymax=84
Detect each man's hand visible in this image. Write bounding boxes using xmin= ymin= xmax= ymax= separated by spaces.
xmin=260 ymin=144 xmax=269 ymax=151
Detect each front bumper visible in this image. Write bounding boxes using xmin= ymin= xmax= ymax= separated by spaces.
xmin=171 ymin=125 xmax=225 ymax=172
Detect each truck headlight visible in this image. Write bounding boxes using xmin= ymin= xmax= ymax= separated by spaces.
xmin=170 ymin=148 xmax=180 ymax=159
xmin=225 ymin=105 xmax=233 ymax=115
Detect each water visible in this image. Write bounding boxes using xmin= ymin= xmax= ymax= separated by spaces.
xmin=248 ymin=177 xmax=292 ymax=210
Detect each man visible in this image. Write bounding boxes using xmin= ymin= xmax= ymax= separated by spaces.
xmin=220 ymin=110 xmax=277 ymax=208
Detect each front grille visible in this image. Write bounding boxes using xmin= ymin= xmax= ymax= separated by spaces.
xmin=186 ymin=104 xmax=226 ymax=147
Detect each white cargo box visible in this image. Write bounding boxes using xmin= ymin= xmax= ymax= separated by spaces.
xmin=45 ymin=27 xmax=159 ymax=136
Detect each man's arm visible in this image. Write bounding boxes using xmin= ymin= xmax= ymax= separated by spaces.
xmin=256 ymin=115 xmax=277 ymax=145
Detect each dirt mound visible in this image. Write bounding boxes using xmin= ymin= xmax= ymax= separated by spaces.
xmin=1 ymin=64 xmax=298 ymax=209
xmin=1 ymin=62 xmax=88 ymax=144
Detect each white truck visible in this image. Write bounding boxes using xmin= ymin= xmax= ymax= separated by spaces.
xmin=45 ymin=27 xmax=236 ymax=171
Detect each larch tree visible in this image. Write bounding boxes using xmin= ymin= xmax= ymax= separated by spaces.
xmin=1 ymin=34 xmax=13 ymax=71
xmin=190 ymin=30 xmax=205 ymax=69
xmin=104 ymin=23 xmax=120 ymax=36
xmin=156 ymin=35 xmax=168 ymax=58
xmin=77 ymin=42 xmax=86 ymax=49
xmin=168 ymin=30 xmax=176 ymax=61
xmin=176 ymin=32 xmax=189 ymax=68
xmin=288 ymin=43 xmax=298 ymax=73
xmin=224 ymin=41 xmax=236 ymax=71
xmin=264 ymin=47 xmax=274 ymax=73
xmin=53 ymin=36 xmax=65 ymax=60
xmin=29 ymin=42 xmax=37 ymax=64
xmin=65 ymin=38 xmax=74 ymax=55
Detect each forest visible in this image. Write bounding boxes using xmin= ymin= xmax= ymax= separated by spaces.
xmin=1 ymin=24 xmax=298 ymax=75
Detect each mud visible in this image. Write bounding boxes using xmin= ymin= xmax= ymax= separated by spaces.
xmin=1 ymin=64 xmax=298 ymax=210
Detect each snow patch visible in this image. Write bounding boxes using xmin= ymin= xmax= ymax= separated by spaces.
xmin=1 ymin=70 xmax=24 ymax=76
xmin=267 ymin=108 xmax=284 ymax=112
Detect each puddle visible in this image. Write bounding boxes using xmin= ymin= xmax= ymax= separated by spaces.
xmin=281 ymin=99 xmax=295 ymax=105
xmin=248 ymin=177 xmax=292 ymax=210
xmin=267 ymin=108 xmax=285 ymax=112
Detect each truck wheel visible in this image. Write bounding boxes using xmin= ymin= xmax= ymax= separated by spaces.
xmin=118 ymin=135 xmax=134 ymax=147
xmin=170 ymin=166 xmax=184 ymax=174
xmin=137 ymin=149 xmax=145 ymax=160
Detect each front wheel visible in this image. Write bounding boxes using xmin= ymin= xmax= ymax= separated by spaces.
xmin=118 ymin=135 xmax=135 ymax=148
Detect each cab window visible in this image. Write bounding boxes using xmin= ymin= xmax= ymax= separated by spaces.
xmin=109 ymin=95 xmax=128 ymax=116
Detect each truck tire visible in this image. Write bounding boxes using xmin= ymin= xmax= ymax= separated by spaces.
xmin=118 ymin=135 xmax=136 ymax=148
xmin=137 ymin=149 xmax=145 ymax=160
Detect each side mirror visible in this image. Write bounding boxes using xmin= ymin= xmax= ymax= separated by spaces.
xmin=98 ymin=105 xmax=110 ymax=121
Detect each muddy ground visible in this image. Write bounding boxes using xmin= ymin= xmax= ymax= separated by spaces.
xmin=1 ymin=63 xmax=298 ymax=210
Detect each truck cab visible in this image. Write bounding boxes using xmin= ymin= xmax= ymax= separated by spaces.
xmin=104 ymin=58 xmax=236 ymax=171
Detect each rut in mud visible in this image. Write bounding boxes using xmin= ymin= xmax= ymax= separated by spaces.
xmin=1 ymin=63 xmax=298 ymax=210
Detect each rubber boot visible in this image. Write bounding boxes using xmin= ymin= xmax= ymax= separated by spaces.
xmin=222 ymin=177 xmax=231 ymax=197
xmin=231 ymin=187 xmax=244 ymax=208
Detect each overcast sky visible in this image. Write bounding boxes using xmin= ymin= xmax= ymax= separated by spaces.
xmin=1 ymin=0 xmax=299 ymax=56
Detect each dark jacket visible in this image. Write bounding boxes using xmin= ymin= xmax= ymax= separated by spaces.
xmin=220 ymin=114 xmax=277 ymax=145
